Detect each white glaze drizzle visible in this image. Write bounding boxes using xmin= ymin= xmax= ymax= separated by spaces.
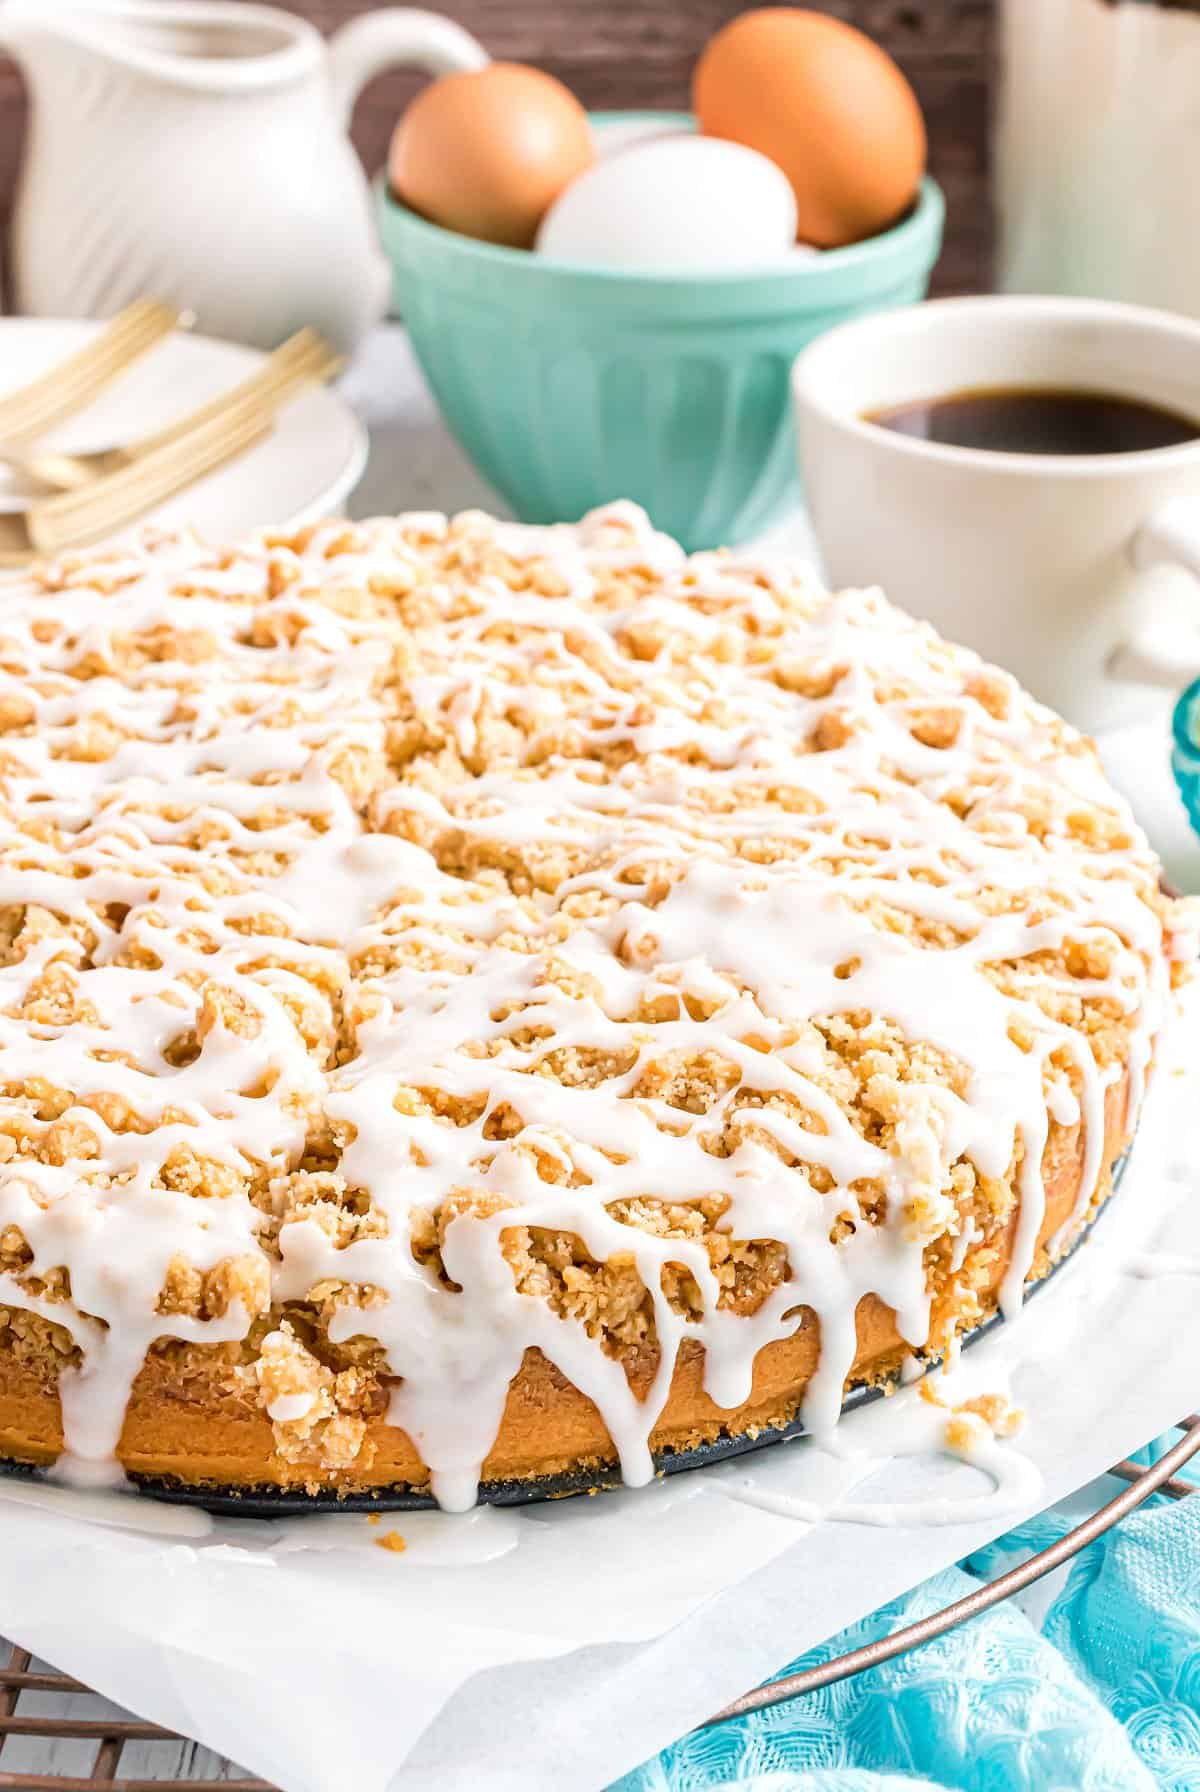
xmin=723 ymin=1407 xmax=1043 ymax=1530
xmin=0 ymin=503 xmax=1185 ymax=1510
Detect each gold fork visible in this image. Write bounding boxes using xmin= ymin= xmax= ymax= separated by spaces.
xmin=0 ymin=337 xmax=347 ymax=563
xmin=0 ymin=405 xmax=271 ymax=566
xmin=0 ymin=301 xmax=183 ymax=445
xmin=4 ymin=327 xmax=341 ymax=491
xmin=0 ymin=360 xmax=336 ymax=565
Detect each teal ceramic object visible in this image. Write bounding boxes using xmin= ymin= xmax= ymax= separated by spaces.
xmin=376 ymin=116 xmax=944 ymax=549
xmin=1171 ymin=676 xmax=1200 ymax=840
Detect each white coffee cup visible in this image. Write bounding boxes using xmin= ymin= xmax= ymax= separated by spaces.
xmin=792 ymin=295 xmax=1200 ymax=734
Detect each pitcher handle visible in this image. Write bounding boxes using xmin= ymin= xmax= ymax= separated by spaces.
xmin=1107 ymin=497 xmax=1200 ymax=688
xmin=328 ymin=8 xmax=489 ymax=129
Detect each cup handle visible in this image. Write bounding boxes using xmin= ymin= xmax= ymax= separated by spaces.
xmin=327 ymin=8 xmax=490 ymax=129
xmin=1107 ymin=496 xmax=1200 ymax=688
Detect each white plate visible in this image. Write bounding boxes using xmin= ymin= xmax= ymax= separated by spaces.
xmin=0 ymin=317 xmax=368 ymax=538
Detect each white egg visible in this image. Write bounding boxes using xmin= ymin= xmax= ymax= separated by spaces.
xmin=535 ymin=135 xmax=798 ymax=271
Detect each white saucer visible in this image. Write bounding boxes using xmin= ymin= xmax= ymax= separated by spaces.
xmin=0 ymin=317 xmax=368 ymax=537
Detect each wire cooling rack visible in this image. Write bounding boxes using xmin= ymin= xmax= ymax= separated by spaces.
xmin=0 ymin=1415 xmax=1196 ymax=1790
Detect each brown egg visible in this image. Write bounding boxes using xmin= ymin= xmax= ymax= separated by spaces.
xmin=692 ymin=9 xmax=926 ymax=249
xmin=388 ymin=63 xmax=595 ymax=250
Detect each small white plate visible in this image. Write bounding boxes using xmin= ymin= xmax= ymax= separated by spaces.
xmin=0 ymin=317 xmax=368 ymax=537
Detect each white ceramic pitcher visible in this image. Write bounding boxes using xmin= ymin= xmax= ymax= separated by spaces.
xmin=0 ymin=0 xmax=488 ymax=353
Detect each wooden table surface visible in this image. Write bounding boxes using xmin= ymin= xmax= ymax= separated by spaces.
xmin=0 ymin=1643 xmax=255 ymax=1787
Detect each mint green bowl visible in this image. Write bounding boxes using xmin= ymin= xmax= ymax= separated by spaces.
xmin=376 ymin=114 xmax=944 ymax=549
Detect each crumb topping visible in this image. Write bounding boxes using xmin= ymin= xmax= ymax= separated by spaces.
xmin=0 ymin=502 xmax=1186 ymax=1507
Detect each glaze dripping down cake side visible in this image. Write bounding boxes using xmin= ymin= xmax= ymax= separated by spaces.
xmin=0 ymin=502 xmax=1189 ymax=1510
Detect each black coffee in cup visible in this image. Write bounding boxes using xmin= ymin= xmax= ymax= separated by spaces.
xmin=865 ymin=387 xmax=1200 ymax=455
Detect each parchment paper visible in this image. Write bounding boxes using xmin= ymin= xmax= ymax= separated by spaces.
xmin=0 ymin=994 xmax=1197 ymax=1792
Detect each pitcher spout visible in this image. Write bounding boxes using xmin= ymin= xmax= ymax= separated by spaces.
xmin=0 ymin=3 xmax=134 ymax=82
xmin=0 ymin=2 xmax=322 ymax=93
xmin=0 ymin=4 xmax=136 ymax=106
xmin=0 ymin=0 xmax=60 ymax=60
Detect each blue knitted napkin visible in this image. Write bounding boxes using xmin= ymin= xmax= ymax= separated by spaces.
xmin=614 ymin=1454 xmax=1200 ymax=1792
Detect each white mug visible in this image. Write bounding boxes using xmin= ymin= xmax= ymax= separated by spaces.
xmin=792 ymin=295 xmax=1200 ymax=734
